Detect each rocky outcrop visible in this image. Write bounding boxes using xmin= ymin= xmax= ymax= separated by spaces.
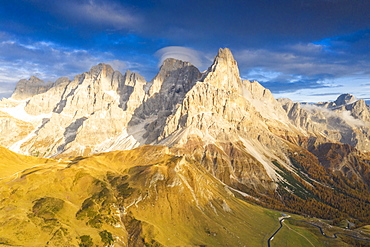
xmin=11 ymin=76 xmax=53 ymax=100
xmin=202 ymin=48 xmax=243 ymax=93
xmin=345 ymin=98 xmax=370 ymax=122
xmin=334 ymin=93 xmax=358 ymax=106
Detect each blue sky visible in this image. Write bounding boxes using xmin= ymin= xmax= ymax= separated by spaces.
xmin=1 ymin=0 xmax=370 ymax=102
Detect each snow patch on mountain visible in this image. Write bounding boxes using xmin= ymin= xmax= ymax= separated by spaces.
xmin=0 ymin=102 xmax=51 ymax=123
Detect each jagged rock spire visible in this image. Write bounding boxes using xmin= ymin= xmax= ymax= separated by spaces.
xmin=202 ymin=48 xmax=242 ymax=93
xmin=334 ymin=93 xmax=357 ymax=106
xmin=89 ymin=63 xmax=115 ymax=78
xmin=148 ymin=58 xmax=200 ymax=97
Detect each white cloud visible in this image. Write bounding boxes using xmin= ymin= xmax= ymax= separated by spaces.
xmin=235 ymin=48 xmax=318 ymax=75
xmin=235 ymin=42 xmax=369 ymax=78
xmin=232 ymin=41 xmax=370 ymax=102
xmin=301 ymin=103 xmax=365 ymax=127
xmin=155 ymin=46 xmax=206 ymax=69
xmin=0 ymin=40 xmax=100 ymax=82
xmin=58 ymin=0 xmax=142 ymax=30
xmin=341 ymin=110 xmax=365 ymax=127
xmin=288 ymin=43 xmax=324 ymax=54
xmin=104 ymin=59 xmax=127 ymax=72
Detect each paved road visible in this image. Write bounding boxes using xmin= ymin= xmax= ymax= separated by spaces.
xmin=267 ymin=218 xmax=284 ymax=247
xmin=268 ymin=217 xmax=370 ymax=247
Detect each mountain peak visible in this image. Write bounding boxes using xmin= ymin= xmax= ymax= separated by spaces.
xmin=160 ymin=58 xmax=194 ymax=71
xmin=210 ymin=48 xmax=238 ymax=70
xmin=89 ymin=63 xmax=114 ymax=77
xmin=148 ymin=58 xmax=200 ymax=97
xmin=11 ymin=76 xmax=52 ymax=100
xmin=28 ymin=76 xmax=44 ymax=84
xmin=203 ymin=48 xmax=242 ymax=93
xmin=216 ymin=47 xmax=234 ymax=59
xmin=334 ymin=93 xmax=357 ymax=106
xmin=124 ymin=70 xmax=146 ymax=87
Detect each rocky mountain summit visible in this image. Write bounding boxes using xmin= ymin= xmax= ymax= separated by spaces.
xmin=1 ymin=48 xmax=370 ymax=226
xmin=11 ymin=76 xmax=53 ymax=100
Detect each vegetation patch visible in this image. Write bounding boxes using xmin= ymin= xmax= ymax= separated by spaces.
xmin=99 ymin=230 xmax=114 ymax=246
xmin=32 ymin=197 xmax=64 ymax=220
xmin=338 ymin=234 xmax=370 ymax=247
xmin=289 ymin=156 xmax=315 ymax=184
xmin=76 ymin=183 xmax=118 ymax=228
xmin=273 ymin=161 xmax=312 ymax=199
xmin=79 ymin=235 xmax=94 ymax=247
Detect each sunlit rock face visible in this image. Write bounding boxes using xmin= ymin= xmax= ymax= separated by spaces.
xmin=0 ymin=63 xmax=147 ymax=157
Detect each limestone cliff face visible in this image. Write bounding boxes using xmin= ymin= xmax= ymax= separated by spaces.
xmin=131 ymin=58 xmax=202 ymax=144
xmin=0 ymin=64 xmax=149 ymax=157
xmin=345 ymin=99 xmax=370 ymax=122
xmin=118 ymin=70 xmax=146 ymax=112
xmin=143 ymin=49 xmax=302 ymax=190
xmin=276 ymin=95 xmax=370 ymax=200
xmin=23 ymin=77 xmax=71 ymax=115
xmin=334 ymin=93 xmax=357 ymax=106
xmin=159 ymin=49 xmax=295 ymax=142
xmin=0 ymin=58 xmax=204 ymax=157
xmin=0 ymin=110 xmax=35 ymax=146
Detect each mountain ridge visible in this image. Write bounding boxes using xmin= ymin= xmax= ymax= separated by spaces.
xmin=1 ymin=47 xmax=370 ymax=231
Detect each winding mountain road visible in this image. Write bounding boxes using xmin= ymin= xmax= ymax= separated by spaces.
xmin=268 ymin=217 xmax=370 ymax=247
xmin=267 ymin=218 xmax=284 ymax=247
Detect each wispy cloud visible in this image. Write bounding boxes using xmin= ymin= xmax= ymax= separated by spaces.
xmin=155 ymin=46 xmax=210 ymax=69
xmin=0 ymin=40 xmax=100 ymax=80
xmin=236 ymin=44 xmax=340 ymax=77
xmin=260 ymin=79 xmax=333 ymax=94
xmin=301 ymin=103 xmax=365 ymax=127
xmin=103 ymin=59 xmax=127 ymax=72
xmin=234 ymin=39 xmax=370 ymax=98
xmin=25 ymin=0 xmax=142 ymax=32
xmin=239 ymin=40 xmax=370 ymax=75
xmin=59 ymin=0 xmax=142 ymax=30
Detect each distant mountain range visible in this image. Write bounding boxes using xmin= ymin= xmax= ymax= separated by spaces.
xmin=0 ymin=48 xmax=370 ymax=246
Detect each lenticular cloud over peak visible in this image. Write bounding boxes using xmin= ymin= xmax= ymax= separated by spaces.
xmin=155 ymin=46 xmax=205 ymax=69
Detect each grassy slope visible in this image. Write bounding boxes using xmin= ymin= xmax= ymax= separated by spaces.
xmin=0 ymin=145 xmax=278 ymax=246
xmin=0 ymin=145 xmax=357 ymax=246
xmin=0 ymin=146 xmax=53 ymax=178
